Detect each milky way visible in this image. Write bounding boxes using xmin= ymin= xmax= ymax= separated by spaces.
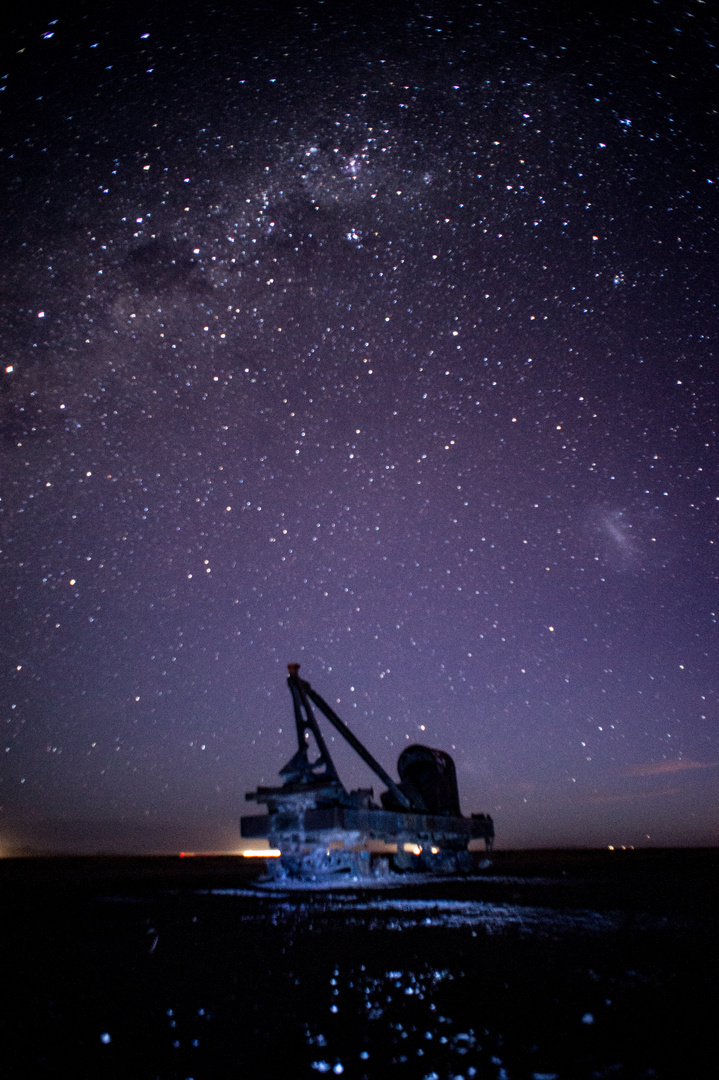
xmin=1 ymin=1 xmax=717 ymax=853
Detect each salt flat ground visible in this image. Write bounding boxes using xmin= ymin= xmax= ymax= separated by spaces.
xmin=1 ymin=850 xmax=716 ymax=1079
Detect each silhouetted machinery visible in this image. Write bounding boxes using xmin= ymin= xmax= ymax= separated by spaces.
xmin=241 ymin=664 xmax=494 ymax=880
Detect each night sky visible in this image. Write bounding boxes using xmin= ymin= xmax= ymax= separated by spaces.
xmin=1 ymin=1 xmax=717 ymax=855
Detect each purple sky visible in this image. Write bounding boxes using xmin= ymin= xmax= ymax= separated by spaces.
xmin=1 ymin=0 xmax=717 ymax=853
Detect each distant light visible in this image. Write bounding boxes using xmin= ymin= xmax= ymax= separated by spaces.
xmin=100 ymin=1033 xmax=111 ymax=1044
xmin=242 ymin=848 xmax=281 ymax=858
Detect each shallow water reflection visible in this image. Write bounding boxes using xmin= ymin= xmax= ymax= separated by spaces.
xmin=9 ymin=887 xmax=701 ymax=1079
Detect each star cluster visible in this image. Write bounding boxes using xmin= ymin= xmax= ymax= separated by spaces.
xmin=1 ymin=1 xmax=717 ymax=853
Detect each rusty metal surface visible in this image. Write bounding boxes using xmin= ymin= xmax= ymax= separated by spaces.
xmin=241 ymin=806 xmax=494 ymax=843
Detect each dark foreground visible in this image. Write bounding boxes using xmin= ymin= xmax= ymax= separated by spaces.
xmin=2 ymin=849 xmax=717 ymax=1079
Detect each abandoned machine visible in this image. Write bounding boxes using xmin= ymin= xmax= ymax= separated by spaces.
xmin=241 ymin=664 xmax=494 ymax=880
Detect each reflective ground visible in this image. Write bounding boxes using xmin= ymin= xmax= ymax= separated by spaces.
xmin=2 ymin=850 xmax=716 ymax=1078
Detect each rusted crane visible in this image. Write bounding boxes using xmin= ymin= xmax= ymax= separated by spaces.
xmin=241 ymin=664 xmax=494 ymax=881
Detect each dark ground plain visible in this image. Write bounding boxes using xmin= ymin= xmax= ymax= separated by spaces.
xmin=2 ymin=848 xmax=717 ymax=1079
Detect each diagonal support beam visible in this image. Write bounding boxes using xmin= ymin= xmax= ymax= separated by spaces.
xmin=288 ymin=664 xmax=413 ymax=810
xmin=284 ymin=666 xmax=341 ymax=784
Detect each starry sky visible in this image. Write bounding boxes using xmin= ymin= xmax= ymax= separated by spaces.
xmin=1 ymin=0 xmax=717 ymax=854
